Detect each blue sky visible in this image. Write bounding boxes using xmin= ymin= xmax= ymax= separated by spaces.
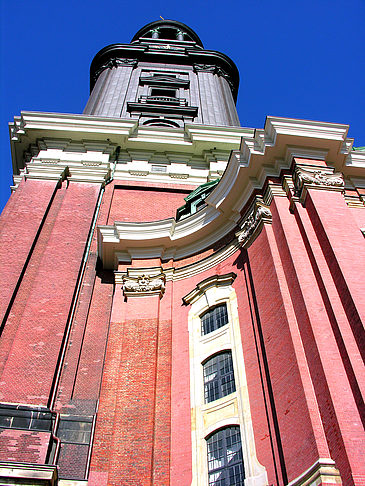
xmin=1 ymin=0 xmax=364 ymax=212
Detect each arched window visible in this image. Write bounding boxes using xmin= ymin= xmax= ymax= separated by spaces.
xmin=207 ymin=426 xmax=245 ymax=486
xmin=201 ymin=304 xmax=228 ymax=335
xmin=203 ymin=351 xmax=236 ymax=403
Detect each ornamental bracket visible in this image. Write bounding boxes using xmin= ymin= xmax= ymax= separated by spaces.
xmin=236 ymin=198 xmax=272 ymax=248
xmin=293 ymin=166 xmax=344 ymax=202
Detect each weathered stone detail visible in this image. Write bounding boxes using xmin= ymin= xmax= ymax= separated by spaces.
xmin=122 ymin=273 xmax=166 ymax=298
xmin=236 ymin=200 xmax=272 ymax=248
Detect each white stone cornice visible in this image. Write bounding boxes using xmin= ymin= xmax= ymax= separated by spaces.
xmin=97 ymin=117 xmax=358 ymax=269
xmin=265 ymin=117 xmax=349 ymax=142
xmin=11 ymin=111 xmax=138 ymax=139
xmin=346 ymin=149 xmax=365 ymax=169
xmin=9 ymin=112 xmax=253 ymax=183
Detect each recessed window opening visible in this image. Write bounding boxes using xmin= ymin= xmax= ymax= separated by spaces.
xmin=152 ymin=73 xmax=177 ymax=78
xmin=158 ymin=28 xmax=179 ymax=40
xmin=150 ymin=88 xmax=177 ymax=98
xmin=207 ymin=426 xmax=245 ymax=486
xmin=142 ymin=119 xmax=180 ymax=128
xmin=203 ymin=351 xmax=236 ymax=403
xmin=201 ymin=304 xmax=228 ymax=335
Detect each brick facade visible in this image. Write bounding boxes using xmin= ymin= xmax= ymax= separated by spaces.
xmin=0 ymin=19 xmax=364 ymax=486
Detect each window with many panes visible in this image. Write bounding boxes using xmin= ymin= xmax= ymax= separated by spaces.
xmin=207 ymin=426 xmax=245 ymax=486
xmin=201 ymin=304 xmax=228 ymax=335
xmin=203 ymin=351 xmax=236 ymax=403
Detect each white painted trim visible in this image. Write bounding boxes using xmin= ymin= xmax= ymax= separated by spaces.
xmin=187 ymin=281 xmax=268 ymax=486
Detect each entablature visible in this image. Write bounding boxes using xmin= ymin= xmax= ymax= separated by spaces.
xmin=97 ymin=116 xmax=364 ymax=269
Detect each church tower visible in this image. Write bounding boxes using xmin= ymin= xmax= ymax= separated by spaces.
xmin=0 ymin=20 xmax=364 ymax=486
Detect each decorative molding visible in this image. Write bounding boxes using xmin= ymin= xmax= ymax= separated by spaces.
xmin=293 ymin=167 xmax=345 ymax=202
xmin=236 ymin=199 xmax=272 ymax=248
xmin=294 ymin=167 xmax=344 ymax=191
xmin=24 ymin=159 xmax=110 ymax=185
xmin=128 ymin=169 xmax=149 ymax=176
xmin=122 ymin=273 xmax=166 ymax=298
xmin=39 ymin=158 xmax=60 ymax=164
xmin=169 ymin=172 xmax=189 ymax=179
xmin=183 ymin=272 xmax=237 ymax=305
xmin=81 ymin=160 xmax=102 ymax=166
xmin=287 ymin=458 xmax=341 ymax=486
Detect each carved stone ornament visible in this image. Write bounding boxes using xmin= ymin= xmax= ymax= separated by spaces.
xmin=236 ymin=200 xmax=272 ymax=248
xmin=294 ymin=167 xmax=345 ymax=193
xmin=122 ymin=273 xmax=166 ymax=298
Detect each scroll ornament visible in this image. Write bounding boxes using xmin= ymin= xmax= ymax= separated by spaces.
xmin=294 ymin=167 xmax=344 ymax=193
xmin=122 ymin=273 xmax=166 ymax=297
xmin=237 ymin=201 xmax=272 ymax=247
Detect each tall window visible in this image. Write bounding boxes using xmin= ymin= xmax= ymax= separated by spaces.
xmin=207 ymin=426 xmax=245 ymax=486
xmin=201 ymin=304 xmax=228 ymax=335
xmin=203 ymin=351 xmax=236 ymax=403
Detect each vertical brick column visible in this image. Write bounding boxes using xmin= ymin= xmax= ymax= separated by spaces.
xmin=246 ymin=223 xmax=331 ymax=484
xmin=0 ymin=178 xmax=59 ymax=328
xmin=292 ymin=157 xmax=365 ymax=359
xmin=271 ymin=193 xmax=364 ymax=485
xmin=89 ymin=278 xmax=171 ymax=486
xmin=305 ymin=188 xmax=365 ymax=355
xmin=0 ymin=181 xmax=100 ymax=406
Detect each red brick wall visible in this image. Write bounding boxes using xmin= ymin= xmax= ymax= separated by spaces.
xmin=107 ymin=185 xmax=190 ymax=223
xmin=247 ymin=224 xmax=324 ymax=483
xmin=0 ymin=181 xmax=100 ymax=406
xmin=234 ymin=250 xmax=279 ymax=485
xmin=89 ymin=292 xmax=171 ymax=485
xmin=0 ymin=429 xmax=51 ymax=464
xmin=0 ymin=179 xmax=58 ymax=327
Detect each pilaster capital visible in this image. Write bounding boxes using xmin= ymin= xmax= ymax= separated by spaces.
xmin=236 ymin=198 xmax=272 ymax=248
xmin=93 ymin=57 xmax=138 ymax=83
xmin=293 ymin=166 xmax=344 ymax=202
xmin=193 ymin=64 xmax=216 ymax=73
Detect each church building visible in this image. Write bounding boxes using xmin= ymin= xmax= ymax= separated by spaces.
xmin=0 ymin=20 xmax=364 ymax=486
